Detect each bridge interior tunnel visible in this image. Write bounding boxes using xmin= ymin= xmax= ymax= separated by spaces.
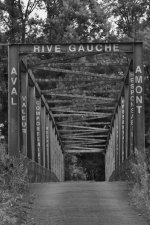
xmin=8 ymin=43 xmax=145 ymax=182
xmin=26 ymin=47 xmax=130 ymax=181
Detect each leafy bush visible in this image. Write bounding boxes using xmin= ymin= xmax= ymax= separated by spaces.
xmin=0 ymin=144 xmax=29 ymax=194
xmin=129 ymin=148 xmax=150 ymax=214
xmin=0 ymin=144 xmax=30 ymax=224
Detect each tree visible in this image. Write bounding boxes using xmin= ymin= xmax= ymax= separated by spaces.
xmin=103 ymin=0 xmax=150 ymax=39
xmin=77 ymin=153 xmax=105 ymax=181
xmin=0 ymin=0 xmax=43 ymax=42
xmin=43 ymin=0 xmax=109 ymax=43
xmin=64 ymin=153 xmax=86 ymax=180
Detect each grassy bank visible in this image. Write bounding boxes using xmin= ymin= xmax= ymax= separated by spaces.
xmin=0 ymin=144 xmax=34 ymax=225
xmin=129 ymin=148 xmax=150 ymax=218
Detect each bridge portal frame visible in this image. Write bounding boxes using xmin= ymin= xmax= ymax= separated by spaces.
xmin=8 ymin=42 xmax=145 ymax=181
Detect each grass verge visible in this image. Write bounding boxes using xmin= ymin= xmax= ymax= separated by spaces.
xmin=0 ymin=143 xmax=34 ymax=225
xmin=129 ymin=148 xmax=150 ymax=219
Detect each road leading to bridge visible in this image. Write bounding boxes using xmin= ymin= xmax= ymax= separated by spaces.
xmin=28 ymin=182 xmax=149 ymax=225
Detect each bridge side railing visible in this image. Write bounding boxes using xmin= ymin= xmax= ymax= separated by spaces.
xmin=105 ymin=43 xmax=145 ymax=181
xmin=8 ymin=54 xmax=64 ymax=182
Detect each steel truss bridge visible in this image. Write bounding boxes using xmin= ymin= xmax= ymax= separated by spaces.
xmin=6 ymin=42 xmax=144 ymax=181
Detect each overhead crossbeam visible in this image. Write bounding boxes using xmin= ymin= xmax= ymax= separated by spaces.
xmin=65 ymin=149 xmax=104 ymax=153
xmin=34 ymin=67 xmax=124 ymax=80
xmin=36 ymin=78 xmax=123 ymax=83
xmin=43 ymin=93 xmax=116 ymax=101
xmin=56 ymin=124 xmax=108 ymax=130
xmin=42 ymin=90 xmax=120 ymax=95
xmin=64 ymin=146 xmax=105 ymax=150
xmin=32 ymin=62 xmax=128 ymax=67
xmin=62 ymin=139 xmax=106 ymax=143
xmin=56 ymin=121 xmax=111 ymax=125
xmin=61 ymin=134 xmax=108 ymax=137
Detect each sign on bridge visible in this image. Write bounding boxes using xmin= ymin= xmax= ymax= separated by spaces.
xmin=12 ymin=42 xmax=136 ymax=54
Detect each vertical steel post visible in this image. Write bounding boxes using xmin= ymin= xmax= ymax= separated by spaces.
xmin=51 ymin=126 xmax=54 ymax=174
xmin=45 ymin=113 xmax=50 ymax=169
xmin=20 ymin=63 xmax=28 ymax=156
xmin=129 ymin=71 xmax=135 ymax=154
xmin=56 ymin=141 xmax=59 ymax=179
xmin=54 ymin=134 xmax=57 ymax=177
xmin=112 ymin=125 xmax=115 ymax=171
xmin=121 ymin=96 xmax=125 ymax=162
xmin=35 ymin=97 xmax=41 ymax=164
xmin=8 ymin=45 xmax=20 ymax=156
xmin=62 ymin=152 xmax=64 ymax=181
xmin=49 ymin=119 xmax=52 ymax=170
xmin=124 ymin=85 xmax=129 ymax=158
xmin=118 ymin=104 xmax=122 ymax=165
xmin=115 ymin=113 xmax=119 ymax=168
xmin=54 ymin=135 xmax=57 ymax=177
xmin=28 ymin=86 xmax=36 ymax=160
xmin=50 ymin=123 xmax=54 ymax=173
xmin=41 ymin=104 xmax=46 ymax=167
xmin=134 ymin=43 xmax=145 ymax=151
xmin=59 ymin=151 xmax=61 ymax=181
xmin=27 ymin=84 xmax=32 ymax=159
xmin=114 ymin=118 xmax=117 ymax=169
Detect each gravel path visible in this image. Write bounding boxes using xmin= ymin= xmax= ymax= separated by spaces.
xmin=27 ymin=181 xmax=150 ymax=225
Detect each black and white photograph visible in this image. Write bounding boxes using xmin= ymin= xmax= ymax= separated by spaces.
xmin=0 ymin=0 xmax=150 ymax=224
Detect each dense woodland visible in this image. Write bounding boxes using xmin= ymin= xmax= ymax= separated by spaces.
xmin=1 ymin=0 xmax=150 ymax=181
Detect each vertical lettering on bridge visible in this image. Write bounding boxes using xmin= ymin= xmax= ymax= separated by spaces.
xmin=134 ymin=43 xmax=145 ymax=151
xmin=45 ymin=113 xmax=50 ymax=169
xmin=121 ymin=97 xmax=125 ymax=161
xmin=115 ymin=113 xmax=119 ymax=168
xmin=8 ymin=46 xmax=20 ymax=156
xmin=45 ymin=125 xmax=49 ymax=169
xmin=129 ymin=71 xmax=134 ymax=154
xmin=35 ymin=98 xmax=41 ymax=164
xmin=20 ymin=75 xmax=28 ymax=156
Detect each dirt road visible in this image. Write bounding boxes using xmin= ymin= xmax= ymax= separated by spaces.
xmin=28 ymin=181 xmax=149 ymax=225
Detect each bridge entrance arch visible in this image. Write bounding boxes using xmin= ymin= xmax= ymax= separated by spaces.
xmin=8 ymin=42 xmax=144 ymax=181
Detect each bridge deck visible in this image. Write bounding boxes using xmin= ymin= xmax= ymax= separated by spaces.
xmin=28 ymin=182 xmax=149 ymax=225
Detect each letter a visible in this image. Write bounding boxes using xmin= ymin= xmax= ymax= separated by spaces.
xmin=135 ymin=66 xmax=142 ymax=74
xmin=11 ymin=67 xmax=17 ymax=75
